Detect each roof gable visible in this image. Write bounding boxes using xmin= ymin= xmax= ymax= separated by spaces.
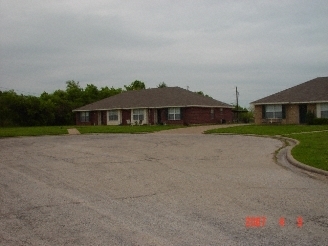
xmin=252 ymin=77 xmax=328 ymax=105
xmin=73 ymin=86 xmax=233 ymax=111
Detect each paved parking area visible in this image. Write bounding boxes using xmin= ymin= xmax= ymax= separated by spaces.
xmin=1 ymin=134 xmax=327 ymax=245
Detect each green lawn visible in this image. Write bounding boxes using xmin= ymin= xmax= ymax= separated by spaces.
xmin=205 ymin=124 xmax=328 ymax=135
xmin=76 ymin=125 xmax=185 ymax=134
xmin=205 ymin=124 xmax=328 ymax=171
xmin=0 ymin=126 xmax=69 ymax=138
xmin=290 ymin=132 xmax=328 ymax=171
xmin=0 ymin=125 xmax=185 ymax=137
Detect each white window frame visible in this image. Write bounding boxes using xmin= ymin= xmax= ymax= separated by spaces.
xmin=265 ymin=105 xmax=282 ymax=119
xmin=168 ymin=108 xmax=181 ymax=120
xmin=108 ymin=110 xmax=118 ymax=121
xmin=321 ymin=103 xmax=328 ymax=118
xmin=133 ymin=109 xmax=144 ymax=121
xmin=80 ymin=111 xmax=90 ymax=122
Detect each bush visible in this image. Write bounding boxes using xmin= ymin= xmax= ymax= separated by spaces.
xmin=306 ymin=111 xmax=315 ymax=125
xmin=313 ymin=118 xmax=328 ymax=125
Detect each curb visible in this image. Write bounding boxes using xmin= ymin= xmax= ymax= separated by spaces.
xmin=281 ymin=136 xmax=328 ymax=176
xmin=211 ymin=133 xmax=328 ymax=176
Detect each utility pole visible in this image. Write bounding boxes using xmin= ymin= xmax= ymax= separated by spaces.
xmin=236 ymin=87 xmax=239 ymax=123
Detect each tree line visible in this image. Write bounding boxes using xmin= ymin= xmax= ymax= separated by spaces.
xmin=0 ymin=80 xmax=224 ymax=126
xmin=0 ymin=80 xmax=148 ymax=126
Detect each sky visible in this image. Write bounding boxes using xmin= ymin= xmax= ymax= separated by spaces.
xmin=1 ymin=0 xmax=327 ymax=107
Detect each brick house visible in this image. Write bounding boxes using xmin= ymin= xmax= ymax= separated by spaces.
xmin=251 ymin=77 xmax=328 ymax=124
xmin=73 ymin=87 xmax=234 ymax=126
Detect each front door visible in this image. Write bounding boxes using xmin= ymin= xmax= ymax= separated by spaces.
xmin=98 ymin=112 xmax=102 ymax=125
xmin=154 ymin=110 xmax=158 ymax=124
xmin=157 ymin=109 xmax=162 ymax=124
xmin=299 ymin=105 xmax=307 ymax=124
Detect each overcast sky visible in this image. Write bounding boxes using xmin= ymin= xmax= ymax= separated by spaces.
xmin=1 ymin=0 xmax=327 ymax=107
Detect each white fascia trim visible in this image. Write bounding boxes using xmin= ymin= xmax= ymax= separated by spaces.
xmin=73 ymin=105 xmax=233 ymax=111
xmin=179 ymin=105 xmax=234 ymax=108
xmin=72 ymin=109 xmax=90 ymax=112
xmin=253 ymin=100 xmax=328 ymax=105
xmin=125 ymin=105 xmax=233 ymax=109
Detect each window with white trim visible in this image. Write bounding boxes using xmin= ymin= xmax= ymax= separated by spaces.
xmin=133 ymin=109 xmax=144 ymax=121
xmin=168 ymin=108 xmax=181 ymax=120
xmin=265 ymin=105 xmax=282 ymax=119
xmin=108 ymin=110 xmax=118 ymax=121
xmin=321 ymin=104 xmax=328 ymax=118
xmin=80 ymin=111 xmax=90 ymax=122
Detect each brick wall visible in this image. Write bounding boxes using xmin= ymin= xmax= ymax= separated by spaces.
xmin=75 ymin=111 xmax=98 ymax=125
xmin=254 ymin=103 xmax=318 ymax=124
xmin=254 ymin=105 xmax=262 ymax=124
xmin=183 ymin=107 xmax=233 ymax=125
xmin=75 ymin=107 xmax=234 ymax=125
xmin=285 ymin=104 xmax=298 ymax=124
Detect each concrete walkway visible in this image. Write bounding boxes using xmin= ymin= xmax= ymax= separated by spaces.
xmin=153 ymin=124 xmax=247 ymax=134
xmin=67 ymin=128 xmax=81 ymax=135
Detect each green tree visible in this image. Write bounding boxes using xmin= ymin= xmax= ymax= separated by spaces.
xmin=99 ymin=86 xmax=122 ymax=99
xmin=124 ymin=80 xmax=146 ymax=91
xmin=157 ymin=82 xmax=167 ymax=88
xmin=233 ymin=105 xmax=253 ymax=123
xmin=195 ymin=91 xmax=211 ymax=98
xmin=65 ymin=80 xmax=83 ymax=107
xmin=0 ymin=90 xmax=21 ymax=126
xmin=83 ymin=84 xmax=99 ymax=104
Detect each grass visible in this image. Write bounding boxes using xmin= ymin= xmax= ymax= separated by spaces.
xmin=0 ymin=124 xmax=185 ymax=137
xmin=290 ymin=132 xmax=328 ymax=171
xmin=205 ymin=124 xmax=328 ymax=171
xmin=0 ymin=126 xmax=69 ymax=138
xmin=205 ymin=124 xmax=328 ymax=135
xmin=76 ymin=125 xmax=185 ymax=134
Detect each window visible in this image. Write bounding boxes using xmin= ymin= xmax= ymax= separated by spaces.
xmin=168 ymin=108 xmax=181 ymax=120
xmin=80 ymin=111 xmax=89 ymax=122
xmin=211 ymin=108 xmax=214 ymax=119
xmin=133 ymin=109 xmax=144 ymax=121
xmin=321 ymin=104 xmax=328 ymax=118
xmin=265 ymin=105 xmax=282 ymax=119
xmin=108 ymin=110 xmax=118 ymax=121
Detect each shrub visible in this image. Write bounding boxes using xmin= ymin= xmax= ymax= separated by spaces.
xmin=313 ymin=118 xmax=328 ymax=125
xmin=306 ymin=111 xmax=315 ymax=125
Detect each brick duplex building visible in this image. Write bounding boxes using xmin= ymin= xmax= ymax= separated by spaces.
xmin=73 ymin=87 xmax=233 ymax=126
xmin=252 ymin=77 xmax=328 ymax=124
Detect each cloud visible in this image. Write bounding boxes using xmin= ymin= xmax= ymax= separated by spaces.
xmin=1 ymin=0 xmax=327 ymax=106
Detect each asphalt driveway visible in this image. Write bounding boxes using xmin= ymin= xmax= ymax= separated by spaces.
xmin=1 ymin=133 xmax=327 ymax=245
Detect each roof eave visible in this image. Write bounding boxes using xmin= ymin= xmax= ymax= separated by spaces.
xmin=252 ymin=100 xmax=328 ymax=105
xmin=73 ymin=104 xmax=233 ymax=111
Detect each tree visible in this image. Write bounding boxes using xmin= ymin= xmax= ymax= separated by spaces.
xmin=99 ymin=86 xmax=122 ymax=99
xmin=65 ymin=80 xmax=83 ymax=106
xmin=233 ymin=105 xmax=254 ymax=123
xmin=0 ymin=90 xmax=20 ymax=126
xmin=195 ymin=91 xmax=211 ymax=98
xmin=124 ymin=80 xmax=146 ymax=91
xmin=83 ymin=84 xmax=99 ymax=104
xmin=157 ymin=82 xmax=167 ymax=88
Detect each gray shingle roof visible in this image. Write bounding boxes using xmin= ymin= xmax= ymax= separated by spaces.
xmin=252 ymin=77 xmax=328 ymax=105
xmin=73 ymin=86 xmax=233 ymax=111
